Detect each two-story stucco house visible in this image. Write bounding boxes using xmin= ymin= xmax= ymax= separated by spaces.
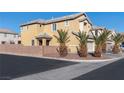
xmin=20 ymin=13 xmax=94 ymax=53
xmin=0 ymin=29 xmax=20 ymax=44
xmin=91 ymin=26 xmax=116 ymax=51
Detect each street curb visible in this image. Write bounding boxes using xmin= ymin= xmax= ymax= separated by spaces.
xmin=40 ymin=56 xmax=123 ymax=63
xmin=0 ymin=52 xmax=123 ymax=63
xmin=36 ymin=54 xmax=124 ymax=63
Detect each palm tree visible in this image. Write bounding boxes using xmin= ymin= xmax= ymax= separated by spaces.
xmin=53 ymin=29 xmax=70 ymax=57
xmin=101 ymin=29 xmax=111 ymax=53
xmin=72 ymin=31 xmax=89 ymax=57
xmin=112 ymin=33 xmax=124 ymax=54
xmin=91 ymin=31 xmax=103 ymax=57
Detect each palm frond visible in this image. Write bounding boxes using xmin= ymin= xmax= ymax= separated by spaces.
xmin=112 ymin=33 xmax=123 ymax=45
xmin=73 ymin=31 xmax=89 ymax=46
xmin=54 ymin=29 xmax=70 ymax=44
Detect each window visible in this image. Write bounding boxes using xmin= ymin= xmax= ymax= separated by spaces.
xmin=51 ymin=23 xmax=57 ymax=32
xmin=84 ymin=22 xmax=87 ymax=26
xmin=79 ymin=22 xmax=84 ymax=32
xmin=18 ymin=41 xmax=21 ymax=44
xmin=65 ymin=20 xmax=69 ymax=26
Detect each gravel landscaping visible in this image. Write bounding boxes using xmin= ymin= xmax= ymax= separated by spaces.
xmin=44 ymin=53 xmax=111 ymax=60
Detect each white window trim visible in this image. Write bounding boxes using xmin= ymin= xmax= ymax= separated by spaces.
xmin=51 ymin=23 xmax=57 ymax=32
xmin=65 ymin=20 xmax=69 ymax=26
xmin=79 ymin=22 xmax=84 ymax=32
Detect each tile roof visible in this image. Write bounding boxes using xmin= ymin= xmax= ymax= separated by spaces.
xmin=72 ymin=31 xmax=94 ymax=39
xmin=119 ymin=32 xmax=124 ymax=35
xmin=91 ymin=26 xmax=105 ymax=30
xmin=21 ymin=12 xmax=92 ymax=26
xmin=21 ymin=19 xmax=46 ymax=26
xmin=45 ymin=12 xmax=83 ymax=23
xmin=0 ymin=29 xmax=18 ymax=34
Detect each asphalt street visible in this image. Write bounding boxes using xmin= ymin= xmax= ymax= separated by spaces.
xmin=73 ymin=58 xmax=124 ymax=80
xmin=0 ymin=54 xmax=77 ymax=80
xmin=1 ymin=54 xmax=124 ymax=80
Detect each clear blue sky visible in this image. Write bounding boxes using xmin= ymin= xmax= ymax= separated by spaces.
xmin=0 ymin=12 xmax=124 ymax=33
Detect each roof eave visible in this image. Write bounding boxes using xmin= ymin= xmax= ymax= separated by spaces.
xmin=0 ymin=32 xmax=18 ymax=35
xmin=20 ymin=13 xmax=85 ymax=27
xmin=20 ymin=22 xmax=45 ymax=27
xmin=83 ymin=13 xmax=93 ymax=26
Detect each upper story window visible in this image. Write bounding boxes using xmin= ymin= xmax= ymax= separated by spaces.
xmin=65 ymin=20 xmax=69 ymax=26
xmin=51 ymin=23 xmax=57 ymax=32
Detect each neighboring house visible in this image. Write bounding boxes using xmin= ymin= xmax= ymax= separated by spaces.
xmin=120 ymin=32 xmax=124 ymax=47
xmin=0 ymin=29 xmax=20 ymax=44
xmin=90 ymin=26 xmax=116 ymax=51
xmin=21 ymin=12 xmax=93 ymax=53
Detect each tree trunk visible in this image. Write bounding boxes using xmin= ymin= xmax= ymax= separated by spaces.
xmin=102 ymin=43 xmax=106 ymax=53
xmin=77 ymin=44 xmax=87 ymax=57
xmin=94 ymin=45 xmax=102 ymax=57
xmin=112 ymin=44 xmax=120 ymax=54
xmin=57 ymin=43 xmax=68 ymax=57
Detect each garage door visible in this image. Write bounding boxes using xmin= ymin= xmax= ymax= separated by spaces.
xmin=106 ymin=43 xmax=113 ymax=51
xmin=87 ymin=41 xmax=95 ymax=53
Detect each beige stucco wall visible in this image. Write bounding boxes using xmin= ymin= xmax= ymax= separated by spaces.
xmin=21 ymin=14 xmax=92 ymax=53
xmin=21 ymin=24 xmax=42 ymax=46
